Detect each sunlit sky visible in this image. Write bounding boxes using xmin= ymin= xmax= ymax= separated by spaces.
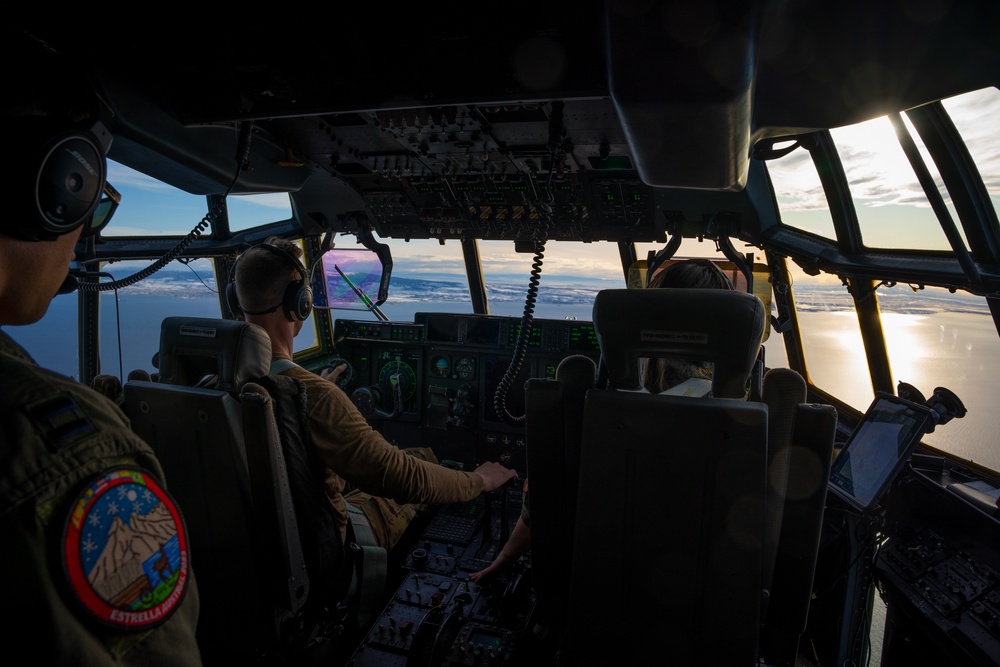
xmin=102 ymin=87 xmax=1000 ymax=284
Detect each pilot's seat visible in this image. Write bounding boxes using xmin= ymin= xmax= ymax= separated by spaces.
xmin=566 ymin=287 xmax=769 ymax=666
xmin=123 ymin=317 xmax=345 ymax=663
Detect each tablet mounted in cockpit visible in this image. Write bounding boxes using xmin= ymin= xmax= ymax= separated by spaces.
xmin=828 ymin=391 xmax=936 ymax=512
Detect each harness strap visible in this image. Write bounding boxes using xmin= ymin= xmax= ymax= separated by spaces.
xmin=344 ymin=500 xmax=387 ymax=628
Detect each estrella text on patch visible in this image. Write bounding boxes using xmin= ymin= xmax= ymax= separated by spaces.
xmin=62 ymin=467 xmax=190 ymax=631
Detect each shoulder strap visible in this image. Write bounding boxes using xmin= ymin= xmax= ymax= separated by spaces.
xmin=255 ymin=373 xmax=348 ymax=605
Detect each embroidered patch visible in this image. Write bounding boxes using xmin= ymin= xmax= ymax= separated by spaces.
xmin=62 ymin=468 xmax=190 ymax=631
xmin=26 ymin=394 xmax=95 ymax=451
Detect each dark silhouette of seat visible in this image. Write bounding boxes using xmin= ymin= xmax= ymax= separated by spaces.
xmin=758 ymin=368 xmax=837 ymax=666
xmin=123 ymin=317 xmax=315 ymax=663
xmin=566 ymin=287 xmax=769 ymax=667
xmin=523 ymin=353 xmax=597 ymax=644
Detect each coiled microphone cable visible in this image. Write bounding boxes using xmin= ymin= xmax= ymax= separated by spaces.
xmin=75 ymin=121 xmax=253 ymax=292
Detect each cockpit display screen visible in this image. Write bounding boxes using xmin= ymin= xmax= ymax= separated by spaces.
xmin=467 ymin=628 xmax=503 ymax=648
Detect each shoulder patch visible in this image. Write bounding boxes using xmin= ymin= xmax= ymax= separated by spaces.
xmin=62 ymin=468 xmax=191 ymax=631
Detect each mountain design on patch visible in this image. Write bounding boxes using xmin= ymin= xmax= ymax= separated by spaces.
xmin=86 ymin=502 xmax=178 ymax=601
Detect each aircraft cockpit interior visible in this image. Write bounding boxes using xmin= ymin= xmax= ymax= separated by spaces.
xmin=4 ymin=6 xmax=1000 ymax=666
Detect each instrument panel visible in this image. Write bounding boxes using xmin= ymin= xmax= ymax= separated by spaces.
xmin=874 ymin=470 xmax=1000 ymax=666
xmin=329 ymin=314 xmax=1000 ymax=667
xmin=349 ymin=485 xmax=532 ymax=667
xmin=332 ymin=312 xmax=601 ymax=471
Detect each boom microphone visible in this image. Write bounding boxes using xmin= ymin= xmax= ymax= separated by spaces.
xmin=57 ymin=273 xmax=79 ymax=295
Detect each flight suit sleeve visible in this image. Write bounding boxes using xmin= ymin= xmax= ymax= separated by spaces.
xmin=293 ymin=369 xmax=483 ymax=505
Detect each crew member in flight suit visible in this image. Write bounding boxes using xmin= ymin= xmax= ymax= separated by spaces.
xmin=231 ymin=236 xmax=518 ymax=551
xmin=0 ymin=33 xmax=203 ymax=666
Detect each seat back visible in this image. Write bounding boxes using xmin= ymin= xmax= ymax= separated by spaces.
xmin=760 ymin=368 xmax=808 ymax=613
xmin=566 ymin=288 xmax=769 ymax=666
xmin=123 ymin=317 xmax=311 ymax=663
xmin=759 ymin=396 xmax=837 ymax=666
xmin=523 ymin=354 xmax=596 ymax=637
xmin=154 ymin=316 xmax=269 ymax=393
xmin=593 ymin=287 xmax=766 ymax=398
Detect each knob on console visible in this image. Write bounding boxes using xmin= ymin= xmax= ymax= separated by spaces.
xmin=411 ymin=548 xmax=429 ymax=568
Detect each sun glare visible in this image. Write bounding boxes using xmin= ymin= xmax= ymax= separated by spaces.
xmin=833 ymin=117 xmax=916 ymax=202
xmin=880 ymin=313 xmax=924 ymax=388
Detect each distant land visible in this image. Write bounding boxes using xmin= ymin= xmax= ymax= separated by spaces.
xmin=97 ymin=268 xmax=993 ymax=317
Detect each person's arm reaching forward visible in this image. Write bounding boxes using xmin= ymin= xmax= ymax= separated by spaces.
xmin=473 ymin=461 xmax=517 ymax=492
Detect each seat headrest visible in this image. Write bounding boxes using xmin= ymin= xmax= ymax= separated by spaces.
xmin=592 ymin=288 xmax=765 ymax=398
xmin=155 ymin=317 xmax=272 ymax=395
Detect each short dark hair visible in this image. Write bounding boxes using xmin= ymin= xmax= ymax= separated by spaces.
xmin=647 ymin=258 xmax=735 ymax=290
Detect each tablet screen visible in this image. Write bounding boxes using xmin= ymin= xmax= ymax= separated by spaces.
xmin=829 ymin=392 xmax=935 ymax=511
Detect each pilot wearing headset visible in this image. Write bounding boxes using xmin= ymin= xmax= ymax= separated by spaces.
xmin=0 ymin=32 xmax=203 ymax=666
xmin=230 ymin=236 xmax=517 ymax=552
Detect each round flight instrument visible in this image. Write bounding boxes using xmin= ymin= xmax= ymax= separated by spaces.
xmin=379 ymin=359 xmax=418 ymax=400
xmin=454 ymin=356 xmax=476 ymax=380
xmin=430 ymin=355 xmax=450 ymax=378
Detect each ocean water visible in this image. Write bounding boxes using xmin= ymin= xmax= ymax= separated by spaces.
xmin=7 ymin=276 xmax=998 ymax=472
xmin=794 ymin=310 xmax=999 ymax=469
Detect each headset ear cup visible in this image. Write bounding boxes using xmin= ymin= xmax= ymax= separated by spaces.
xmin=298 ymin=283 xmax=314 ymax=321
xmin=36 ymin=132 xmax=106 ymax=233
xmin=225 ymin=282 xmax=244 ymax=319
xmin=283 ymin=280 xmax=313 ymax=322
xmin=13 ymin=120 xmax=106 ymax=241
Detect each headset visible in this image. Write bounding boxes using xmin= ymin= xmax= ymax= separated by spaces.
xmin=9 ymin=116 xmax=109 ymax=242
xmin=226 ymin=242 xmax=313 ymax=322
xmin=4 ymin=30 xmax=111 ymax=242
